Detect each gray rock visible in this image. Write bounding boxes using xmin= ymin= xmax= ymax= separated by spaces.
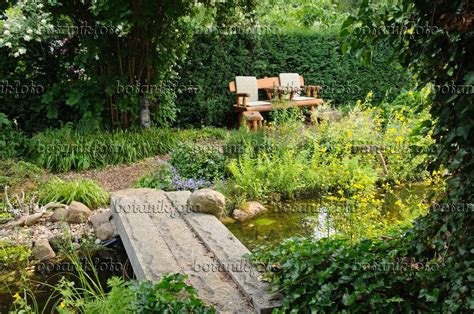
xmin=91 ymin=210 xmax=115 ymax=240
xmin=67 ymin=201 xmax=92 ymax=223
xmin=50 ymin=202 xmax=91 ymax=224
xmin=187 ymin=189 xmax=225 ymax=218
xmin=90 ymin=210 xmax=112 ymax=226
xmin=233 ymin=201 xmax=267 ymax=222
xmin=33 ymin=238 xmax=56 ymax=260
xmin=50 ymin=207 xmax=67 ymax=222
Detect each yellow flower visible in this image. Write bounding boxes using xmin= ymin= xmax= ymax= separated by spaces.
xmin=59 ymin=300 xmax=66 ymax=309
xmin=367 ymin=91 xmax=374 ymax=98
xmin=346 ymin=130 xmax=353 ymax=137
xmin=405 ymin=27 xmax=414 ymax=35
xmin=13 ymin=292 xmax=21 ymax=302
xmin=320 ymin=147 xmax=327 ymax=153
xmin=356 ymin=99 xmax=362 ymax=106
xmin=395 ymin=136 xmax=403 ymax=143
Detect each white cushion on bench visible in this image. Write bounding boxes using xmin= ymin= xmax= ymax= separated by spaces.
xmin=279 ymin=73 xmax=300 ymax=88
xmin=292 ymin=96 xmax=314 ymax=101
xmin=235 ymin=76 xmax=258 ymax=103
xmin=247 ymin=100 xmax=272 ymax=107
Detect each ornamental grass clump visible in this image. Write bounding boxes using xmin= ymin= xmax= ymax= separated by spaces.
xmin=38 ymin=178 xmax=109 ymax=209
xmin=28 ymin=126 xmax=177 ymax=172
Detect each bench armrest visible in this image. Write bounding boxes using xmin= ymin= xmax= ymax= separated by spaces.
xmin=236 ymin=93 xmax=250 ymax=107
xmin=236 ymin=93 xmax=251 ymax=97
xmin=304 ymin=85 xmax=322 ymax=98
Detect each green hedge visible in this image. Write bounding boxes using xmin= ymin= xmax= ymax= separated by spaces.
xmin=175 ymin=28 xmax=408 ymax=127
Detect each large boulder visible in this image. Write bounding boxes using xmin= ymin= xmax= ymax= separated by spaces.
xmin=50 ymin=201 xmax=92 ymax=224
xmin=33 ymin=238 xmax=56 ymax=260
xmin=233 ymin=201 xmax=267 ymax=222
xmin=90 ymin=210 xmax=116 ymax=241
xmin=187 ymin=189 xmax=225 ymax=218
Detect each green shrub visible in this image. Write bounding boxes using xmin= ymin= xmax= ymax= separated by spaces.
xmin=0 ymin=113 xmax=27 ymax=159
xmin=250 ymin=235 xmax=434 ymax=312
xmin=176 ymin=126 xmax=228 ymax=142
xmin=223 ymin=127 xmax=273 ymax=159
xmin=170 ymin=143 xmax=226 ymax=181
xmin=0 ymin=159 xmax=43 ymax=193
xmin=38 ymin=178 xmax=109 ymax=208
xmin=27 ymin=126 xmax=178 ymax=172
xmin=128 ymin=274 xmax=215 ymax=313
xmin=175 ymin=28 xmax=408 ymax=127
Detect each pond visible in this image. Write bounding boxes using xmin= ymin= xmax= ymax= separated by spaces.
xmin=228 ymin=182 xmax=435 ymax=251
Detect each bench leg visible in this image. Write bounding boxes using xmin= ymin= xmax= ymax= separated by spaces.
xmin=309 ymin=106 xmax=317 ymax=125
xmin=237 ymin=112 xmax=243 ymax=128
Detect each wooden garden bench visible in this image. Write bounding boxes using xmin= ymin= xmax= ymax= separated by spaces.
xmin=228 ymin=74 xmax=323 ymax=126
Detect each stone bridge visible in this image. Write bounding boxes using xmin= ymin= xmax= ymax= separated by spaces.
xmin=111 ymin=188 xmax=281 ymax=313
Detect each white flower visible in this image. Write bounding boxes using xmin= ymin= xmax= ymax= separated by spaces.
xmin=18 ymin=47 xmax=26 ymax=55
xmin=24 ymin=35 xmax=31 ymax=42
xmin=5 ymin=42 xmax=12 ymax=48
xmin=95 ymin=54 xmax=100 ymax=60
xmin=38 ymin=4 xmax=44 ymax=9
xmin=27 ymin=28 xmax=33 ymax=34
xmin=13 ymin=52 xmax=19 ymax=58
xmin=4 ymin=30 xmax=11 ymax=36
xmin=41 ymin=19 xmax=47 ymax=24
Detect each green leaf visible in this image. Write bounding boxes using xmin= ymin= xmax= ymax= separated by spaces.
xmin=342 ymin=293 xmax=356 ymax=306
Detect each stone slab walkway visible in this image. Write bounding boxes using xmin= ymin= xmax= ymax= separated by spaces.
xmin=111 ymin=188 xmax=281 ymax=313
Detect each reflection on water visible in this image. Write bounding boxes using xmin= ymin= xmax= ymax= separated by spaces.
xmin=228 ymin=183 xmax=436 ymax=251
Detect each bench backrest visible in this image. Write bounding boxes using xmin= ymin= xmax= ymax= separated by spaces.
xmin=228 ymin=76 xmax=305 ymax=92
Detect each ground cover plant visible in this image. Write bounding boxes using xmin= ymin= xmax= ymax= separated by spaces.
xmin=170 ymin=143 xmax=227 ymax=182
xmin=135 ymin=161 xmax=212 ymax=192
